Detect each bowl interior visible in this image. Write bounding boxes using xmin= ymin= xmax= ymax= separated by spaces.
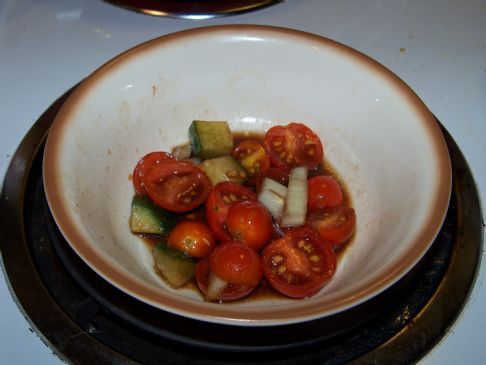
xmin=43 ymin=25 xmax=451 ymax=326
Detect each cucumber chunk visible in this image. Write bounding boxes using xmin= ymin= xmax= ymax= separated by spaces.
xmin=201 ymin=156 xmax=247 ymax=185
xmin=153 ymin=242 xmax=195 ymax=288
xmin=129 ymin=195 xmax=176 ymax=235
xmin=189 ymin=120 xmax=234 ymax=159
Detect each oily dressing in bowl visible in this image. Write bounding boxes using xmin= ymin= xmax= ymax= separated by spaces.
xmin=43 ymin=25 xmax=451 ymax=326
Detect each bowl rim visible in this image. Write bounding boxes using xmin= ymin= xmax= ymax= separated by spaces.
xmin=42 ymin=24 xmax=452 ymax=326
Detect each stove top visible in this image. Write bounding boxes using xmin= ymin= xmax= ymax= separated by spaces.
xmin=1 ymin=2 xmax=485 ymax=364
xmin=0 ymin=89 xmax=482 ymax=364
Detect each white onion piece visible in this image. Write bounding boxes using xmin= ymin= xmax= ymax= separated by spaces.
xmin=206 ymin=271 xmax=228 ymax=301
xmin=257 ymin=177 xmax=288 ymax=219
xmin=172 ymin=143 xmax=192 ymax=160
xmin=185 ymin=157 xmax=202 ymax=165
xmin=280 ymin=166 xmax=308 ymax=227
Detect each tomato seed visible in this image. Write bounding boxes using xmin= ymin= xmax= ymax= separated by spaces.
xmin=272 ymin=255 xmax=284 ymax=265
xmin=226 ymin=170 xmax=239 ymax=178
xmin=310 ymin=255 xmax=320 ymax=262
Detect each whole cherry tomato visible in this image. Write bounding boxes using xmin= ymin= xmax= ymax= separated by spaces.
xmin=307 ymin=175 xmax=343 ymax=211
xmin=209 ymin=241 xmax=263 ymax=286
xmin=167 ymin=221 xmax=215 ymax=258
xmin=226 ymin=200 xmax=272 ymax=251
xmin=205 ymin=182 xmax=257 ymax=242
xmin=195 ymin=259 xmax=256 ymax=302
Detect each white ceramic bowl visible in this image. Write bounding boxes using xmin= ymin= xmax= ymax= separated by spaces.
xmin=43 ymin=25 xmax=451 ymax=326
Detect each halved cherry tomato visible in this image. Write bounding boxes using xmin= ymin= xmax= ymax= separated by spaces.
xmin=261 ymin=227 xmax=336 ymax=298
xmin=263 ymin=123 xmax=324 ymax=171
xmin=232 ymin=140 xmax=270 ymax=178
xmin=144 ymin=160 xmax=211 ymax=213
xmin=307 ymin=207 xmax=356 ymax=247
xmin=195 ymin=259 xmax=256 ymax=302
xmin=307 ymin=176 xmax=343 ymax=211
xmin=205 ymin=182 xmax=257 ymax=242
xmin=167 ymin=221 xmax=215 ymax=258
xmin=226 ymin=200 xmax=272 ymax=251
xmin=209 ymin=241 xmax=263 ymax=286
xmin=132 ymin=151 xmax=176 ymax=194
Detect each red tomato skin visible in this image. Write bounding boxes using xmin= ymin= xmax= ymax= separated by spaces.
xmin=167 ymin=221 xmax=216 ymax=258
xmin=209 ymin=241 xmax=263 ymax=286
xmin=263 ymin=123 xmax=324 ymax=171
xmin=232 ymin=140 xmax=270 ymax=178
xmin=132 ymin=151 xmax=176 ymax=194
xmin=194 ymin=259 xmax=256 ymax=302
xmin=225 ymin=200 xmax=273 ymax=251
xmin=307 ymin=176 xmax=343 ymax=211
xmin=261 ymin=227 xmax=336 ymax=299
xmin=205 ymin=182 xmax=257 ymax=242
xmin=307 ymin=207 xmax=356 ymax=247
xmin=144 ymin=160 xmax=211 ymax=213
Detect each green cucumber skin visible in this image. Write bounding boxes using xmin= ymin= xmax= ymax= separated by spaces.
xmin=130 ymin=195 xmax=176 ymax=235
xmin=188 ymin=121 xmax=202 ymax=157
xmin=153 ymin=242 xmax=195 ymax=288
xmin=201 ymin=156 xmax=247 ymax=185
xmin=188 ymin=120 xmax=234 ymax=160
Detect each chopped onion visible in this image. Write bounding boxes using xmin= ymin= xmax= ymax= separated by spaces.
xmin=185 ymin=157 xmax=202 ymax=165
xmin=280 ymin=167 xmax=308 ymax=227
xmin=206 ymin=271 xmax=228 ymax=301
xmin=172 ymin=143 xmax=192 ymax=160
xmin=258 ymin=177 xmax=288 ymax=219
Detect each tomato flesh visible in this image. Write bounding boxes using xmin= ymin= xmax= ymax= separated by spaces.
xmin=205 ymin=182 xmax=257 ymax=242
xmin=167 ymin=221 xmax=215 ymax=258
xmin=232 ymin=140 xmax=270 ymax=178
xmin=307 ymin=207 xmax=356 ymax=247
xmin=132 ymin=151 xmax=176 ymax=194
xmin=307 ymin=175 xmax=343 ymax=211
xmin=226 ymin=200 xmax=272 ymax=251
xmin=144 ymin=160 xmax=211 ymax=212
xmin=261 ymin=227 xmax=336 ymax=298
xmin=263 ymin=123 xmax=324 ymax=171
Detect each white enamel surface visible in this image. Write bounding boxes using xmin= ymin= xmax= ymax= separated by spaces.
xmin=44 ymin=26 xmax=449 ymax=325
xmin=1 ymin=1 xmax=485 ymax=364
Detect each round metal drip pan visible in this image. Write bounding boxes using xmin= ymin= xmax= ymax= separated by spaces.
xmin=0 ymin=89 xmax=483 ymax=364
xmin=104 ymin=0 xmax=282 ymax=19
